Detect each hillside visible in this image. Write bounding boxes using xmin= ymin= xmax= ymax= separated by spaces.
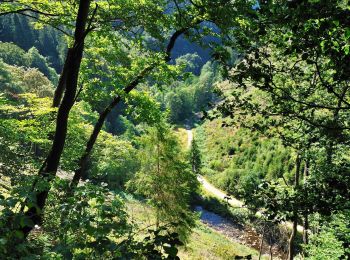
xmin=1 ymin=1 xmax=350 ymax=259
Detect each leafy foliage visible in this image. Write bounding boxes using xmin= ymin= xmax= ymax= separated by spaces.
xmin=189 ymin=138 xmax=202 ymax=175
xmin=0 ymin=42 xmax=58 ymax=84
xmin=2 ymin=0 xmax=350 ymax=258
xmin=196 ymin=118 xmax=293 ymax=198
xmin=128 ymin=122 xmax=199 ymax=240
xmin=305 ymin=212 xmax=350 ymax=259
xmin=0 ymin=14 xmax=66 ymax=71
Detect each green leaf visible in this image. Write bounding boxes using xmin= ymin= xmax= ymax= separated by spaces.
xmin=164 ymin=245 xmax=178 ymax=256
xmin=14 ymin=230 xmax=24 ymax=239
xmin=20 ymin=217 xmax=34 ymax=228
xmin=345 ymin=28 xmax=350 ymax=40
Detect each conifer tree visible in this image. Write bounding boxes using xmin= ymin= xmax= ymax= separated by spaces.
xmin=128 ymin=122 xmax=198 ymax=238
xmin=189 ymin=138 xmax=202 ymax=175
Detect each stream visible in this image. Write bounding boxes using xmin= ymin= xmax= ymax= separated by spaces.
xmin=187 ymin=128 xmax=286 ymax=259
xmin=195 ymin=206 xmax=285 ymax=259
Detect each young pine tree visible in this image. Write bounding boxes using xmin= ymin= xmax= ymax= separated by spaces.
xmin=128 ymin=123 xmax=198 ymax=239
xmin=189 ymin=138 xmax=202 ymax=175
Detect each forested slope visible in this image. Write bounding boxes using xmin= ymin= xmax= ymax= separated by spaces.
xmin=196 ymin=118 xmax=293 ymax=198
xmin=0 ymin=1 xmax=349 ymax=259
xmin=0 ymin=14 xmax=66 ymax=71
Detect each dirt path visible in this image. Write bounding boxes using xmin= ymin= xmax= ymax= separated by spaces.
xmin=186 ymin=129 xmax=193 ymax=148
xmin=187 ymin=128 xmax=242 ymax=207
xmin=186 ymin=129 xmax=303 ymax=233
xmin=197 ymin=175 xmax=244 ymax=207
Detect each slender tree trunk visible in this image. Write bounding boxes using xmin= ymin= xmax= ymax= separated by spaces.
xmin=288 ymin=218 xmax=298 ymax=260
xmin=288 ymin=153 xmax=301 ymax=260
xmin=258 ymin=226 xmax=265 ymax=260
xmin=70 ymin=95 xmax=121 ymax=188
xmin=20 ymin=0 xmax=91 ymax=238
xmin=294 ymin=154 xmax=301 ymax=187
xmin=69 ymin=26 xmax=194 ymax=189
xmin=52 ymin=49 xmax=71 ymax=107
xmin=303 ymin=159 xmax=309 ymax=245
xmin=303 ymin=215 xmax=309 ymax=245
xmin=69 ymin=65 xmax=151 ymax=189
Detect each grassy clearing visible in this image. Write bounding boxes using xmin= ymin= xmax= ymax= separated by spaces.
xmin=125 ymin=195 xmax=263 ymax=259
xmin=178 ymin=223 xmax=262 ymax=260
xmin=126 ymin=196 xmax=157 ymax=230
xmin=195 ymin=118 xmax=293 ymax=193
xmin=174 ymin=127 xmax=189 ymax=150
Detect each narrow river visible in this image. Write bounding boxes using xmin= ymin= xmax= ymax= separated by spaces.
xmin=187 ymin=128 xmax=285 ymax=259
xmin=195 ymin=206 xmax=285 ymax=259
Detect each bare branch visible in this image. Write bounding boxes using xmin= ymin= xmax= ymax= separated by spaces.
xmin=0 ymin=8 xmax=60 ymax=17
xmin=9 ymin=11 xmax=72 ymax=36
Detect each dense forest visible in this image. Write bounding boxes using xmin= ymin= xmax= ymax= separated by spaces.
xmin=0 ymin=1 xmax=349 ymax=259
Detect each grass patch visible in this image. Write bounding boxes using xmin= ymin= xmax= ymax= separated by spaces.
xmin=194 ymin=188 xmax=252 ymax=226
xmin=178 ymin=223 xmax=262 ymax=260
xmin=174 ymin=127 xmax=190 ymax=150
xmin=124 ymin=194 xmax=264 ymax=259
xmin=194 ymin=189 xmax=292 ymax=256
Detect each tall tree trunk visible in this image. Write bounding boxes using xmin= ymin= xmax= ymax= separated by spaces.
xmin=70 ymin=95 xmax=121 ymax=188
xmin=288 ymin=153 xmax=301 ymax=260
xmin=288 ymin=219 xmax=298 ymax=260
xmin=20 ymin=0 xmax=91 ymax=238
xmin=258 ymin=225 xmax=265 ymax=260
xmin=303 ymin=215 xmax=309 ymax=245
xmin=303 ymin=159 xmax=309 ymax=245
xmin=52 ymin=49 xmax=71 ymax=107
xmin=294 ymin=154 xmax=301 ymax=187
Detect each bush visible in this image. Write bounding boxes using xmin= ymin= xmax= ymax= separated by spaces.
xmin=195 ymin=118 xmax=294 ymax=200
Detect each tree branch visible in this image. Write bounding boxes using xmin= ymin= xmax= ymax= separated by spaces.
xmin=314 ymin=53 xmax=350 ymax=107
xmin=0 ymin=8 xmax=60 ymax=17
xmin=12 ymin=12 xmax=72 ymax=37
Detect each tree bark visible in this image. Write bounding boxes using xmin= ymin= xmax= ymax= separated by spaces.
xmin=258 ymin=226 xmax=265 ymax=260
xmin=69 ymin=67 xmax=151 ymax=189
xmin=303 ymin=159 xmax=309 ymax=245
xmin=52 ymin=49 xmax=71 ymax=107
xmin=288 ymin=218 xmax=298 ymax=260
xmin=303 ymin=214 xmax=309 ymax=245
xmin=294 ymin=154 xmax=301 ymax=187
xmin=287 ymin=153 xmax=301 ymax=260
xmin=20 ymin=0 xmax=91 ymax=238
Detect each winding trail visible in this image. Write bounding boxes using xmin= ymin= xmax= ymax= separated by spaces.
xmin=186 ymin=129 xmax=193 ymax=148
xmin=197 ymin=175 xmax=243 ymax=208
xmin=186 ymin=129 xmax=303 ymax=233
xmin=187 ymin=129 xmax=242 ymax=207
